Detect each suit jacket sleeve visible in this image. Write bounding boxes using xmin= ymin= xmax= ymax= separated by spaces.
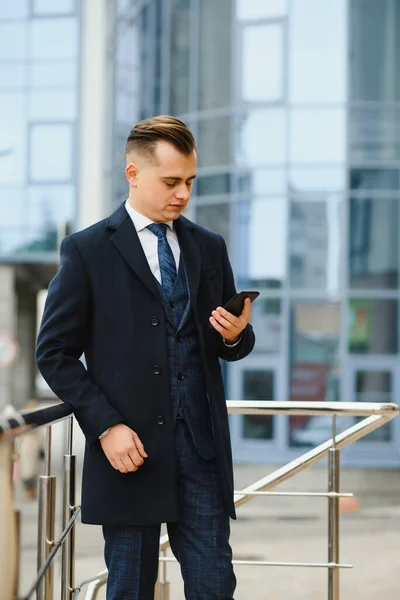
xmin=217 ymin=236 xmax=256 ymax=362
xmin=36 ymin=236 xmax=123 ymax=444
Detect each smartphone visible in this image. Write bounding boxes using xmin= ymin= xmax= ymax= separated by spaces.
xmin=223 ymin=291 xmax=260 ymax=317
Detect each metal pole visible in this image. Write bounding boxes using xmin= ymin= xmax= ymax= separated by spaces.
xmin=62 ymin=417 xmax=76 ymax=600
xmin=328 ymin=416 xmax=340 ymax=600
xmin=37 ymin=426 xmax=56 ymax=600
xmin=159 ymin=548 xmax=170 ymax=600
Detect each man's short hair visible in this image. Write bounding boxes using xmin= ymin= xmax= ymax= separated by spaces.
xmin=126 ymin=115 xmax=196 ymax=161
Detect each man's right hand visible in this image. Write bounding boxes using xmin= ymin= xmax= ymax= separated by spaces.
xmin=100 ymin=423 xmax=148 ymax=473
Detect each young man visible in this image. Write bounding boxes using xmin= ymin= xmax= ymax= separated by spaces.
xmin=36 ymin=116 xmax=255 ymax=599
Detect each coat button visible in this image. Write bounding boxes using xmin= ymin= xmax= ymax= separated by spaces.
xmin=157 ymin=415 xmax=165 ymax=425
xmin=176 ymin=334 xmax=182 ymax=342
xmin=177 ymin=372 xmax=184 ymax=381
xmin=151 ymin=316 xmax=160 ymax=326
xmin=153 ymin=365 xmax=161 ymax=375
xmin=169 ymin=301 xmax=176 ymax=308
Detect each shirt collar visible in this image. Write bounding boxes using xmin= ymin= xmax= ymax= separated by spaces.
xmin=125 ymin=200 xmax=174 ymax=233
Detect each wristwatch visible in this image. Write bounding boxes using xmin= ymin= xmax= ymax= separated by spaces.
xmin=99 ymin=427 xmax=111 ymax=439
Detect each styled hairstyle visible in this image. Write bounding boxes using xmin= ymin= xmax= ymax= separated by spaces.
xmin=125 ymin=115 xmax=196 ymax=161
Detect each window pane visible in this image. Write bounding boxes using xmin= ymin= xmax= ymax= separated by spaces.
xmin=236 ymin=109 xmax=286 ymax=167
xmin=251 ymin=298 xmax=282 ymax=354
xmin=0 ymin=92 xmax=26 ymax=184
xmin=354 ymin=370 xmax=392 ymax=441
xmin=289 ymin=301 xmax=340 ymax=447
xmin=349 ymin=197 xmax=398 ymax=289
xmin=27 ymin=185 xmax=74 ymax=229
xmin=349 ymin=168 xmax=400 ymax=191
xmin=290 ymin=109 xmax=346 ymax=163
xmin=196 ymin=203 xmax=230 ymax=249
xmin=30 ymin=60 xmax=77 ymax=87
xmin=30 ymin=18 xmax=78 ymax=59
xmin=242 ymin=24 xmax=284 ymax=103
xmin=289 ymin=0 xmax=347 ymax=103
xmin=237 ymin=0 xmax=287 ymax=20
xmin=290 ymin=195 xmax=342 ymax=292
xmin=33 ymin=0 xmax=75 ymax=15
xmin=196 ymin=173 xmax=232 ymax=196
xmin=0 ymin=188 xmax=25 ymax=227
xmin=29 ymin=90 xmax=76 ymax=120
xmin=0 ymin=23 xmax=27 ymax=60
xmin=348 ymin=299 xmax=398 ymax=354
xmin=243 ymin=370 xmax=275 ymax=440
xmin=169 ymin=0 xmax=190 ymax=115
xmin=0 ymin=1 xmax=28 ymax=19
xmin=199 ymin=0 xmax=232 ymax=110
xmin=0 ymin=64 xmax=26 ymax=89
xmin=289 ymin=167 xmax=346 ymax=192
xmin=30 ymin=124 xmax=73 ymax=181
xmin=350 ymin=0 xmax=400 ymax=102
xmin=350 ymin=106 xmax=400 ymax=162
xmin=237 ymin=198 xmax=287 ymax=288
xmin=238 ymin=167 xmax=286 ymax=195
xmin=198 ymin=116 xmax=232 ymax=168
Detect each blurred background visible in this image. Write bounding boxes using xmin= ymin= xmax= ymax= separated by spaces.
xmin=1 ymin=0 xmax=400 ymax=472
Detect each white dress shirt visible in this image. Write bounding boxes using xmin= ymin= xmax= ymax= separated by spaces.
xmin=125 ymin=199 xmax=180 ymax=284
xmin=124 ymin=199 xmax=241 ymax=347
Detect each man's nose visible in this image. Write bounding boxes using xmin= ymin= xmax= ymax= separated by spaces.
xmin=175 ymin=185 xmax=190 ymax=201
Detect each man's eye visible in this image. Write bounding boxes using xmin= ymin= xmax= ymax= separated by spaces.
xmin=165 ymin=182 xmax=175 ymax=188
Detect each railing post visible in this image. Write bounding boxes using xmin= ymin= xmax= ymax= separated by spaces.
xmin=155 ymin=550 xmax=170 ymax=600
xmin=328 ymin=416 xmax=340 ymax=600
xmin=62 ymin=417 xmax=76 ymax=600
xmin=37 ymin=425 xmax=56 ymax=600
xmin=0 ymin=440 xmax=18 ymax=600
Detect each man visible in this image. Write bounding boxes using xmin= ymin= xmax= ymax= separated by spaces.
xmin=36 ymin=116 xmax=255 ymax=599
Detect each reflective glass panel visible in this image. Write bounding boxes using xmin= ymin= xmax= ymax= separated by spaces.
xmin=169 ymin=0 xmax=190 ymax=115
xmin=237 ymin=198 xmax=287 ymax=288
xmin=33 ymin=0 xmax=75 ymax=14
xmin=0 ymin=188 xmax=25 ymax=227
xmin=0 ymin=64 xmax=25 ymax=89
xmin=199 ymin=0 xmax=232 ymax=110
xmin=0 ymin=92 xmax=26 ymax=184
xmin=29 ymin=91 xmax=76 ymax=120
xmin=348 ymin=299 xmax=398 ymax=354
xmin=349 ymin=168 xmax=400 ymax=191
xmin=251 ymin=298 xmax=282 ymax=354
xmin=238 ymin=168 xmax=286 ymax=195
xmin=289 ymin=167 xmax=346 ymax=192
xmin=27 ymin=185 xmax=74 ymax=229
xmin=290 ymin=195 xmax=342 ymax=292
xmin=30 ymin=124 xmax=73 ymax=182
xmin=350 ymin=106 xmax=400 ymax=162
xmin=354 ymin=370 xmax=392 ymax=441
xmin=0 ymin=1 xmax=28 ymax=19
xmin=29 ymin=60 xmax=77 ymax=87
xmin=196 ymin=173 xmax=232 ymax=196
xmin=198 ymin=116 xmax=232 ymax=168
xmin=30 ymin=18 xmax=78 ymax=59
xmin=196 ymin=203 xmax=231 ymax=249
xmin=290 ymin=109 xmax=346 ymax=164
xmin=349 ymin=197 xmax=398 ymax=289
xmin=241 ymin=23 xmax=284 ymax=103
xmin=289 ymin=0 xmax=347 ymax=103
xmin=289 ymin=301 xmax=340 ymax=447
xmin=243 ymin=370 xmax=275 ymax=440
xmin=0 ymin=23 xmax=26 ymax=60
xmin=236 ymin=109 xmax=286 ymax=167
xmin=350 ymin=0 xmax=400 ymax=101
xmin=237 ymin=0 xmax=287 ymax=20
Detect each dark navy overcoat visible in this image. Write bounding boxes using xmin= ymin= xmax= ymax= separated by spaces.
xmin=36 ymin=203 xmax=255 ymax=525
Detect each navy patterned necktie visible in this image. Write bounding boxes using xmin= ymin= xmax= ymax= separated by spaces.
xmin=147 ymin=223 xmax=177 ymax=298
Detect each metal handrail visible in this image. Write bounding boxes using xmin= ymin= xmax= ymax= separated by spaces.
xmin=0 ymin=400 xmax=398 ymax=600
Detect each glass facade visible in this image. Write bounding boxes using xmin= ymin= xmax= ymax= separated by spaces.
xmin=111 ymin=0 xmax=400 ymax=466
xmin=0 ymin=0 xmax=80 ymax=258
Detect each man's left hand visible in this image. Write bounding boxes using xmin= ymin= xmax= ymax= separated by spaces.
xmin=209 ymin=297 xmax=251 ymax=344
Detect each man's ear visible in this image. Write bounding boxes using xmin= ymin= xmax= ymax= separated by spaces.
xmin=125 ymin=162 xmax=138 ymax=187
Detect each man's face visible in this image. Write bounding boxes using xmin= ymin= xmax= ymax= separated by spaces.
xmin=126 ymin=140 xmax=197 ymax=222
